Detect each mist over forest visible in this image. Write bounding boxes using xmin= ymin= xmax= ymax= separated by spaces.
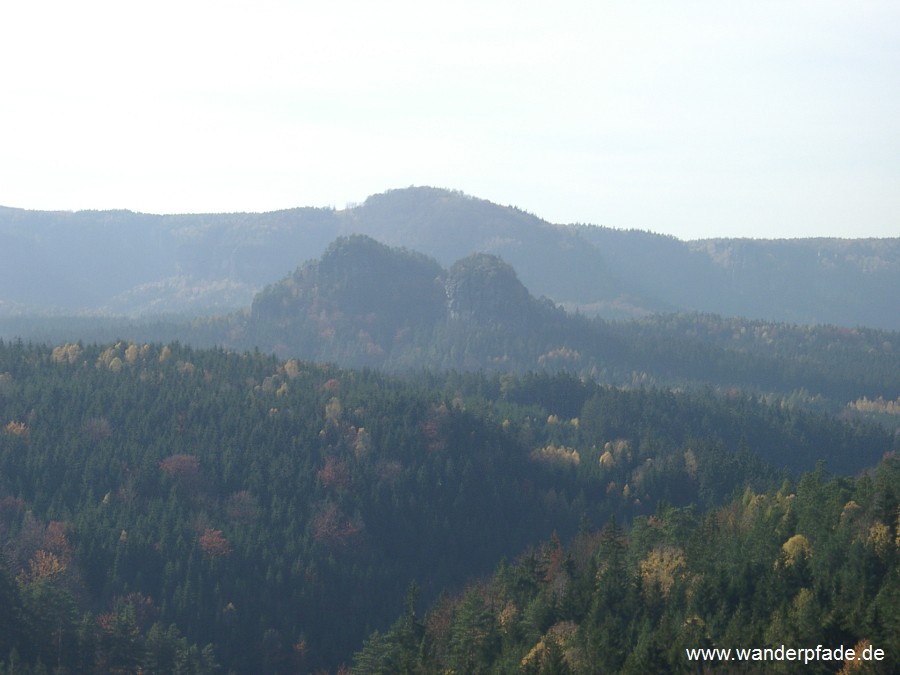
xmin=0 ymin=188 xmax=898 ymax=673
xmin=2 ymin=187 xmax=898 ymax=328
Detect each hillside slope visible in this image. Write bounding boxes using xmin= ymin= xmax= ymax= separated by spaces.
xmin=2 ymin=188 xmax=897 ymax=328
xmin=0 ymin=342 xmax=895 ymax=671
xmin=224 ymin=236 xmax=900 ymax=411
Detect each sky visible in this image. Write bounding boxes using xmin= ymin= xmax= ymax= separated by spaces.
xmin=1 ymin=1 xmax=898 ymax=240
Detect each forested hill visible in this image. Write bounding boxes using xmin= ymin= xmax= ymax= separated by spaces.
xmin=354 ymin=454 xmax=900 ymax=674
xmin=217 ymin=236 xmax=900 ymax=413
xmin=0 ymin=341 xmax=896 ymax=672
xmin=2 ymin=187 xmax=898 ymax=328
xmin=237 ymin=235 xmax=558 ymax=368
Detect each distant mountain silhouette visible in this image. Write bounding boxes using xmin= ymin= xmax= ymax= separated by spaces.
xmin=223 ymin=236 xmax=899 ymax=408
xmin=237 ymin=235 xmax=582 ymax=370
xmin=1 ymin=187 xmax=898 ymax=328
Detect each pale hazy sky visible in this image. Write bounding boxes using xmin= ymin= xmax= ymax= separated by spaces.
xmin=2 ymin=1 xmax=898 ymax=239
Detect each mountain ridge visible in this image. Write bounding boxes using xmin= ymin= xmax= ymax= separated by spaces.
xmin=2 ymin=186 xmax=897 ymax=329
xmin=219 ymin=235 xmax=900 ymax=417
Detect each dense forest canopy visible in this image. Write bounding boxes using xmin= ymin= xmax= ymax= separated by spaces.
xmin=0 ymin=193 xmax=897 ymax=673
xmin=353 ymin=456 xmax=900 ymax=674
xmin=4 ymin=235 xmax=897 ymax=422
xmin=1 ymin=339 xmax=895 ymax=672
xmin=218 ymin=237 xmax=900 ymax=423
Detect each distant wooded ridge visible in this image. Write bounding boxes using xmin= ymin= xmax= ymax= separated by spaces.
xmin=2 ymin=186 xmax=898 ymax=329
xmin=1 ymin=188 xmax=898 ymax=673
xmin=2 ymin=235 xmax=897 ymax=418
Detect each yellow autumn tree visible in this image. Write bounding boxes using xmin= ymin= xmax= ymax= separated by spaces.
xmin=325 ymin=396 xmax=342 ymax=427
xmin=520 ymin=621 xmax=580 ymax=671
xmin=640 ymin=546 xmax=687 ymax=599
xmin=124 ymin=343 xmax=140 ymax=364
xmin=51 ymin=342 xmax=82 ymax=364
xmin=284 ymin=359 xmax=301 ymax=378
xmin=867 ymin=521 xmax=891 ymax=558
xmin=531 ymin=444 xmax=580 ymax=466
xmin=780 ymin=534 xmax=813 ymax=568
xmin=353 ymin=426 xmax=372 ymax=458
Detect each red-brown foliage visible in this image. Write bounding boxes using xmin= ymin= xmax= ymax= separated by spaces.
xmin=199 ymin=528 xmax=232 ymax=557
xmin=159 ymin=454 xmax=201 ymax=490
xmin=311 ymin=503 xmax=362 ymax=547
xmin=317 ymin=456 xmax=351 ymax=490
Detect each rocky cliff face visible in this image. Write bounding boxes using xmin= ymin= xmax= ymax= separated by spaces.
xmin=445 ymin=253 xmax=538 ymax=329
xmin=240 ymin=236 xmax=559 ymax=367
